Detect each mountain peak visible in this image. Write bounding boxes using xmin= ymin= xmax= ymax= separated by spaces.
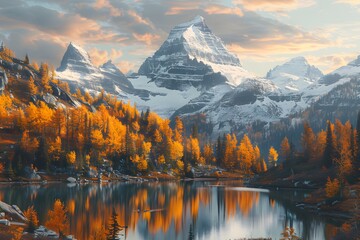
xmin=57 ymin=42 xmax=97 ymax=74
xmin=266 ymin=56 xmax=323 ymax=92
xmin=267 ymin=56 xmax=322 ymax=80
xmin=348 ymin=55 xmax=360 ymax=66
xmin=138 ymin=16 xmax=254 ymax=87
xmin=100 ymin=60 xmax=123 ymax=75
xmin=178 ymin=15 xmax=205 ymax=27
xmin=288 ymin=56 xmax=308 ymax=64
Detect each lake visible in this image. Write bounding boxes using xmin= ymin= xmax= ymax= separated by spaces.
xmin=0 ymin=181 xmax=338 ymax=240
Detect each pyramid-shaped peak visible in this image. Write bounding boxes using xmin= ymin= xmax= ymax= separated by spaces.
xmin=66 ymin=42 xmax=90 ymax=61
xmin=288 ymin=56 xmax=308 ymax=64
xmin=57 ymin=42 xmax=95 ymax=73
xmin=267 ymin=56 xmax=323 ymax=80
xmin=177 ymin=15 xmax=207 ymax=28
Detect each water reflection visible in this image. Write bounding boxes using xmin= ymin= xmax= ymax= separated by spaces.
xmin=0 ymin=181 xmax=336 ymax=239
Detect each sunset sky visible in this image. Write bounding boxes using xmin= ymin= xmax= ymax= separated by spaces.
xmin=0 ymin=0 xmax=359 ymax=76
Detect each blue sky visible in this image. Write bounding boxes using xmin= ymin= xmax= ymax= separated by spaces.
xmin=0 ymin=0 xmax=359 ymax=76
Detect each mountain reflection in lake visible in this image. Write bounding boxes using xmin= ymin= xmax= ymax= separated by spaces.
xmin=0 ymin=181 xmax=336 ymax=240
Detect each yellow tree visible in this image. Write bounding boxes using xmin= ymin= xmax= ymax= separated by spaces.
xmin=66 ymin=151 xmax=76 ymax=166
xmin=187 ymin=137 xmax=200 ymax=164
xmin=170 ymin=140 xmax=184 ymax=163
xmin=237 ymin=134 xmax=255 ymax=173
xmin=24 ymin=206 xmax=39 ymax=233
xmin=0 ymin=94 xmax=13 ymax=127
xmin=20 ymin=131 xmax=39 ymax=154
xmin=45 ymin=199 xmax=68 ymax=237
xmin=268 ymin=146 xmax=278 ymax=168
xmin=280 ymin=137 xmax=291 ymax=162
xmin=203 ymin=143 xmax=215 ymax=164
xmin=335 ymin=120 xmax=353 ymax=183
xmin=40 ymin=63 xmax=52 ymax=92
xmin=315 ymin=130 xmax=326 ymax=161
xmin=52 ymin=108 xmax=66 ymax=136
xmin=91 ymin=129 xmax=105 ymax=161
xmin=302 ymin=122 xmax=315 ymax=161
xmin=28 ymin=76 xmax=38 ymax=95
xmin=48 ymin=136 xmax=62 ymax=162
xmin=223 ymin=134 xmax=237 ymax=169
xmin=173 ymin=116 xmax=183 ymax=143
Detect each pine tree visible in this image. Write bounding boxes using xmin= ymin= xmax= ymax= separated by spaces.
xmin=323 ymin=121 xmax=336 ymax=168
xmin=216 ymin=136 xmax=222 ymax=167
xmin=188 ymin=223 xmax=194 ymax=240
xmin=357 ymin=111 xmax=360 ymax=161
xmin=107 ymin=208 xmax=121 ymax=240
xmin=24 ymin=54 xmax=29 ymax=64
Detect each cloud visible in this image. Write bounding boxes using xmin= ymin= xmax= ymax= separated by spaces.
xmin=133 ymin=33 xmax=161 ymax=46
xmin=307 ymin=54 xmax=358 ymax=73
xmin=0 ymin=5 xmax=126 ymax=44
xmin=204 ymin=4 xmax=243 ymax=16
xmin=233 ymin=0 xmax=315 ymax=12
xmin=335 ymin=0 xmax=360 ymax=6
xmin=117 ymin=61 xmax=136 ymax=74
xmin=165 ymin=1 xmax=205 ymax=15
xmin=2 ymin=29 xmax=66 ymax=68
xmin=93 ymin=0 xmax=122 ymax=16
xmin=89 ymin=48 xmax=123 ymax=66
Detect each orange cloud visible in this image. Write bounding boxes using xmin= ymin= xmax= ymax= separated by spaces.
xmin=117 ymin=61 xmax=136 ymax=74
xmin=307 ymin=54 xmax=358 ymax=74
xmin=128 ymin=10 xmax=153 ymax=27
xmin=133 ymin=33 xmax=161 ymax=46
xmin=89 ymin=48 xmax=123 ymax=66
xmin=93 ymin=0 xmax=122 ymax=16
xmin=234 ymin=0 xmax=315 ymax=12
xmin=336 ymin=0 xmax=360 ymax=5
xmin=165 ymin=2 xmax=203 ymax=15
xmin=205 ymin=4 xmax=243 ymax=16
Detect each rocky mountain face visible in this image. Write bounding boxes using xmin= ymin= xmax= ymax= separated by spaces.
xmin=54 ymin=17 xmax=360 ymax=140
xmin=138 ymin=16 xmax=254 ymax=90
xmin=56 ymin=43 xmax=136 ymax=96
xmin=266 ymin=57 xmax=323 ymax=93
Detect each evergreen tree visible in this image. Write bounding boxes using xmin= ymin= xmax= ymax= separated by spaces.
xmin=35 ymin=137 xmax=49 ymax=170
xmin=188 ymin=223 xmax=194 ymax=240
xmin=323 ymin=121 xmax=336 ymax=168
xmin=24 ymin=54 xmax=29 ymax=64
xmin=107 ymin=208 xmax=121 ymax=240
xmin=216 ymin=136 xmax=222 ymax=167
xmin=357 ymin=111 xmax=360 ymax=161
xmin=191 ymin=124 xmax=199 ymax=140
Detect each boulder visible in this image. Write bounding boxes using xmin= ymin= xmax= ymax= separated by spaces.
xmin=66 ymin=177 xmax=76 ymax=183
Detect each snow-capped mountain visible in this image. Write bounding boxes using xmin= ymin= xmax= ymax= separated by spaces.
xmin=267 ymin=57 xmax=323 ymax=93
xmin=55 ymin=17 xmax=360 ymax=139
xmin=138 ymin=16 xmax=255 ymax=90
xmin=56 ymin=43 xmax=137 ymax=96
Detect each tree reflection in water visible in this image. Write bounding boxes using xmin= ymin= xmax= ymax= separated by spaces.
xmin=0 ymin=181 xmax=335 ymax=240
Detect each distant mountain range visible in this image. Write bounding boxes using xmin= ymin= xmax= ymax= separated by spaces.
xmin=55 ymin=16 xmax=360 ymax=138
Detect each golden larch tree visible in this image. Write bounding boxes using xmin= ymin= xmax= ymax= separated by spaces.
xmin=45 ymin=199 xmax=69 ymax=237
xmin=268 ymin=146 xmax=278 ymax=168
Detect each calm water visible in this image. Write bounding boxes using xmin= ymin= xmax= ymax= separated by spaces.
xmin=1 ymin=181 xmax=338 ymax=240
